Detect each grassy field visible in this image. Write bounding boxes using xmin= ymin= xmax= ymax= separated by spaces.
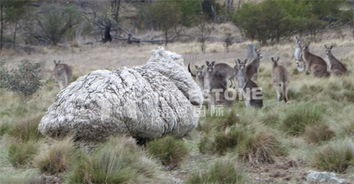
xmin=0 ymin=37 xmax=354 ymax=183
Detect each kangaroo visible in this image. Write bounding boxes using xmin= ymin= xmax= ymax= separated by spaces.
xmin=53 ymin=60 xmax=72 ymax=89
xmin=271 ymin=57 xmax=289 ymax=103
xmin=324 ymin=45 xmax=348 ymax=76
xmin=294 ymin=36 xmax=305 ymax=72
xmin=204 ymin=61 xmax=236 ymax=106
xmin=188 ymin=64 xmax=205 ymax=89
xmin=245 ymin=49 xmax=262 ymax=80
xmin=234 ymin=59 xmax=263 ymax=108
xmin=302 ymin=43 xmax=330 ymax=78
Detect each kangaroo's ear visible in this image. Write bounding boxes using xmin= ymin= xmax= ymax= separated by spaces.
xmin=324 ymin=45 xmax=328 ymax=49
xmin=330 ymin=45 xmax=334 ymax=49
xmin=53 ymin=60 xmax=57 ymax=65
xmin=237 ymin=59 xmax=242 ymax=64
xmin=201 ymin=65 xmax=205 ymax=69
xmin=206 ymin=61 xmax=210 ymax=65
xmin=243 ymin=59 xmax=248 ymax=64
xmin=195 ymin=65 xmax=200 ymax=69
xmin=211 ymin=61 xmax=215 ymax=65
xmin=276 ymin=57 xmax=280 ymax=61
xmin=58 ymin=60 xmax=61 ymax=64
xmin=271 ymin=57 xmax=275 ymax=62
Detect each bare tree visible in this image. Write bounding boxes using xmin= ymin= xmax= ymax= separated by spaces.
xmin=197 ymin=19 xmax=213 ymax=53
xmin=225 ymin=0 xmax=234 ymax=12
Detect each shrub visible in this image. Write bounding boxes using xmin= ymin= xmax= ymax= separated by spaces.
xmin=147 ymin=136 xmax=188 ymax=167
xmin=304 ymin=124 xmax=335 ymax=144
xmin=198 ymin=134 xmax=215 ymax=154
xmin=33 ymin=138 xmax=75 ymax=174
xmin=311 ymin=139 xmax=354 ymax=173
xmin=67 ymin=137 xmax=165 ymax=184
xmin=213 ymin=126 xmax=246 ymax=155
xmin=0 ymin=123 xmax=10 ymax=136
xmin=186 ymin=158 xmax=248 ymax=184
xmin=237 ymin=132 xmax=284 ymax=164
xmin=8 ymin=116 xmax=43 ymax=142
xmin=0 ymin=60 xmax=42 ymax=97
xmin=8 ymin=141 xmax=38 ymax=167
xmin=280 ymin=103 xmax=325 ymax=135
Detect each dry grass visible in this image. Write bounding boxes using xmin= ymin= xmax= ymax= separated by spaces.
xmin=33 ymin=137 xmax=75 ymax=174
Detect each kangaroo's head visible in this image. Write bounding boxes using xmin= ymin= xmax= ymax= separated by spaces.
xmin=234 ymin=59 xmax=248 ymax=88
xmin=255 ymin=49 xmax=262 ymax=60
xmin=271 ymin=57 xmax=280 ymax=67
xmin=295 ymin=36 xmax=302 ymax=47
xmin=303 ymin=42 xmax=310 ymax=52
xmin=195 ymin=65 xmax=205 ymax=79
xmin=206 ymin=61 xmax=215 ymax=73
xmin=53 ymin=60 xmax=61 ymax=67
xmin=324 ymin=44 xmax=334 ymax=56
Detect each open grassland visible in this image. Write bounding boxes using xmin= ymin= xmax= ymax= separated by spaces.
xmin=0 ymin=37 xmax=354 ymax=183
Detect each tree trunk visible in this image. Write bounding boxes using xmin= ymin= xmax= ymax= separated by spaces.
xmin=164 ymin=30 xmax=168 ymax=46
xmin=13 ymin=22 xmax=18 ymax=49
xmin=0 ymin=4 xmax=3 ymax=51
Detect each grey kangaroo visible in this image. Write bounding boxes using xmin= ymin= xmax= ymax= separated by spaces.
xmin=271 ymin=57 xmax=289 ymax=103
xmin=53 ymin=60 xmax=72 ymax=89
xmin=324 ymin=45 xmax=348 ymax=76
xmin=246 ymin=49 xmax=262 ymax=80
xmin=234 ymin=59 xmax=263 ymax=108
xmin=302 ymin=43 xmax=330 ymax=78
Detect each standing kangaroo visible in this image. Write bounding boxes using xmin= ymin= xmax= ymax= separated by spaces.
xmin=53 ymin=60 xmax=72 ymax=89
xmin=234 ymin=59 xmax=263 ymax=108
xmin=302 ymin=43 xmax=330 ymax=78
xmin=271 ymin=57 xmax=289 ymax=103
xmin=188 ymin=64 xmax=205 ymax=89
xmin=324 ymin=45 xmax=348 ymax=76
xmin=294 ymin=36 xmax=305 ymax=72
xmin=246 ymin=49 xmax=262 ymax=80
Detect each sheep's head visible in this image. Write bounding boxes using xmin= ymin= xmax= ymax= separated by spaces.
xmin=147 ymin=47 xmax=203 ymax=106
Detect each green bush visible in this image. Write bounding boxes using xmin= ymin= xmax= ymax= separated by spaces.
xmin=147 ymin=136 xmax=188 ymax=167
xmin=8 ymin=116 xmax=43 ymax=142
xmin=0 ymin=60 xmax=42 ymax=97
xmin=311 ymin=139 xmax=354 ymax=173
xmin=33 ymin=138 xmax=75 ymax=174
xmin=280 ymin=103 xmax=325 ymax=135
xmin=8 ymin=141 xmax=38 ymax=167
xmin=67 ymin=137 xmax=165 ymax=184
xmin=186 ymin=158 xmax=248 ymax=184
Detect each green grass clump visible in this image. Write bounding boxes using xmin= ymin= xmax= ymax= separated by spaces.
xmin=0 ymin=123 xmax=10 ymax=136
xmin=304 ymin=124 xmax=335 ymax=144
xmin=186 ymin=158 xmax=248 ymax=184
xmin=67 ymin=137 xmax=165 ymax=184
xmin=237 ymin=131 xmax=284 ymax=164
xmin=280 ymin=103 xmax=325 ymax=135
xmin=33 ymin=138 xmax=75 ymax=174
xmin=8 ymin=141 xmax=38 ymax=167
xmin=311 ymin=139 xmax=354 ymax=173
xmin=147 ymin=136 xmax=188 ymax=167
xmin=8 ymin=116 xmax=43 ymax=142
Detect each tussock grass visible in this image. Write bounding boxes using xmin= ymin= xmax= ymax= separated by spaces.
xmin=311 ymin=139 xmax=354 ymax=173
xmin=147 ymin=136 xmax=188 ymax=167
xmin=304 ymin=124 xmax=335 ymax=144
xmin=280 ymin=103 xmax=325 ymax=135
xmin=8 ymin=116 xmax=43 ymax=142
xmin=33 ymin=137 xmax=75 ymax=174
xmin=237 ymin=131 xmax=284 ymax=164
xmin=67 ymin=136 xmax=166 ymax=184
xmin=8 ymin=141 xmax=38 ymax=167
xmin=186 ymin=158 xmax=248 ymax=184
